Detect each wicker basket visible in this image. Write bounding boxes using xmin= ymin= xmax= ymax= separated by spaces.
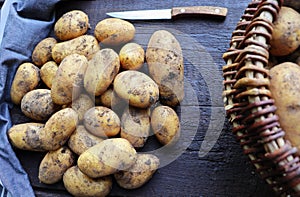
xmin=222 ymin=0 xmax=300 ymax=196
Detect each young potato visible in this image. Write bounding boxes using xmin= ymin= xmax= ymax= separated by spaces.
xmin=77 ymin=138 xmax=137 ymax=178
xmin=121 ymin=106 xmax=150 ymax=148
xmin=8 ymin=123 xmax=46 ymax=151
xmin=10 ymin=62 xmax=40 ymax=105
xmin=71 ymin=93 xmax=94 ymax=122
xmin=52 ymin=35 xmax=100 ymax=63
xmin=94 ymin=18 xmax=135 ymax=46
xmin=119 ymin=43 xmax=145 ymax=70
xmin=83 ymin=106 xmax=120 ymax=138
xmin=84 ymin=49 xmax=120 ymax=96
xmin=151 ymin=105 xmax=180 ymax=145
xmin=113 ymin=70 xmax=159 ymax=108
xmin=146 ymin=30 xmax=184 ymax=106
xmin=114 ymin=153 xmax=160 ymax=189
xmin=31 ymin=37 xmax=57 ymax=67
xmin=40 ymin=61 xmax=58 ymax=88
xmin=54 ymin=10 xmax=89 ymax=41
xmin=51 ymin=54 xmax=88 ymax=105
xmin=68 ymin=125 xmax=104 ymax=155
xmin=21 ymin=89 xmax=60 ymax=121
xmin=63 ymin=166 xmax=112 ymax=197
xmin=38 ymin=146 xmax=75 ymax=184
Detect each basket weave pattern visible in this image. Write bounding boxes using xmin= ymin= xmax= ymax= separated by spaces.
xmin=222 ymin=0 xmax=300 ymax=196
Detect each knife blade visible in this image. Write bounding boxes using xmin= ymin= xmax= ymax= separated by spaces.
xmin=106 ymin=6 xmax=228 ymax=20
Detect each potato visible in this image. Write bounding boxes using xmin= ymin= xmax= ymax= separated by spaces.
xmin=270 ymin=7 xmax=300 ymax=56
xmin=51 ymin=54 xmax=88 ymax=105
xmin=119 ymin=43 xmax=145 ymax=70
xmin=7 ymin=123 xmax=46 ymax=151
xmin=38 ymin=146 xmax=75 ymax=184
xmin=71 ymin=93 xmax=94 ymax=122
xmin=84 ymin=49 xmax=120 ymax=96
xmin=54 ymin=10 xmax=89 ymax=41
xmin=146 ymin=30 xmax=184 ymax=106
xmin=151 ymin=105 xmax=180 ymax=145
xmin=78 ymin=138 xmax=137 ymax=178
xmin=10 ymin=62 xmax=40 ymax=105
xmin=52 ymin=35 xmax=100 ymax=63
xmin=269 ymin=62 xmax=300 ymax=150
xmin=32 ymin=37 xmax=57 ymax=66
xmin=68 ymin=125 xmax=104 ymax=155
xmin=97 ymin=87 xmax=127 ymax=114
xmin=83 ymin=106 xmax=120 ymax=138
xmin=21 ymin=89 xmax=60 ymax=121
xmin=114 ymin=153 xmax=160 ymax=189
xmin=114 ymin=70 xmax=159 ymax=108
xmin=39 ymin=108 xmax=79 ymax=150
xmin=121 ymin=106 xmax=150 ymax=148
xmin=63 ymin=166 xmax=112 ymax=197
xmin=94 ymin=18 xmax=135 ymax=46
xmin=40 ymin=61 xmax=58 ymax=88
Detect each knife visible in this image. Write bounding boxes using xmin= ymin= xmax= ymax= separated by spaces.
xmin=106 ymin=6 xmax=228 ymax=20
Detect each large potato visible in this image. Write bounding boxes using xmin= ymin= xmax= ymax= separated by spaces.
xmin=84 ymin=49 xmax=120 ymax=96
xmin=52 ymin=35 xmax=100 ymax=63
xmin=54 ymin=10 xmax=89 ymax=41
xmin=38 ymin=146 xmax=75 ymax=184
xmin=83 ymin=106 xmax=120 ymax=138
xmin=78 ymin=138 xmax=137 ymax=178
xmin=94 ymin=18 xmax=135 ymax=46
xmin=269 ymin=62 xmax=300 ymax=150
xmin=32 ymin=37 xmax=57 ymax=67
xmin=119 ymin=43 xmax=145 ymax=70
xmin=114 ymin=153 xmax=160 ymax=189
xmin=63 ymin=166 xmax=112 ymax=197
xmin=40 ymin=61 xmax=58 ymax=88
xmin=113 ymin=70 xmax=159 ymax=108
xmin=10 ymin=62 xmax=40 ymax=105
xmin=21 ymin=89 xmax=60 ymax=121
xmin=71 ymin=93 xmax=94 ymax=122
xmin=51 ymin=54 xmax=88 ymax=105
xmin=146 ymin=30 xmax=184 ymax=106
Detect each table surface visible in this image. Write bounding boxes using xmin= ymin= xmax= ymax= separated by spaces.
xmin=5 ymin=0 xmax=277 ymax=196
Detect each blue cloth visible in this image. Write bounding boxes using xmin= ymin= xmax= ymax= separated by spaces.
xmin=0 ymin=0 xmax=60 ymax=196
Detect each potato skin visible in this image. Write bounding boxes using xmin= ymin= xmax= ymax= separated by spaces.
xmin=10 ymin=62 xmax=40 ymax=105
xmin=40 ymin=61 xmax=58 ymax=88
xmin=52 ymin=35 xmax=100 ymax=63
xmin=119 ymin=43 xmax=145 ymax=70
xmin=114 ymin=154 xmax=160 ymax=189
xmin=38 ymin=146 xmax=75 ymax=184
xmin=71 ymin=93 xmax=94 ymax=122
xmin=78 ymin=138 xmax=137 ymax=178
xmin=146 ymin=30 xmax=184 ymax=106
xmin=151 ymin=105 xmax=180 ymax=145
xmin=32 ymin=37 xmax=57 ymax=66
xmin=113 ymin=70 xmax=159 ymax=108
xmin=63 ymin=166 xmax=112 ymax=197
xmin=54 ymin=10 xmax=89 ymax=41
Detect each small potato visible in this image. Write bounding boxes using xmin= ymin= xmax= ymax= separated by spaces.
xmin=151 ymin=105 xmax=180 ymax=145
xmin=63 ymin=166 xmax=112 ymax=197
xmin=10 ymin=62 xmax=40 ymax=105
xmin=71 ymin=93 xmax=94 ymax=122
xmin=38 ymin=146 xmax=75 ymax=184
xmin=21 ymin=89 xmax=60 ymax=121
xmin=94 ymin=18 xmax=135 ymax=46
xmin=121 ymin=106 xmax=150 ymax=148
xmin=114 ymin=153 xmax=160 ymax=189
xmin=8 ymin=123 xmax=46 ymax=151
xmin=84 ymin=49 xmax=120 ymax=96
xmin=32 ymin=37 xmax=57 ymax=66
xmin=119 ymin=43 xmax=145 ymax=70
xmin=83 ymin=106 xmax=120 ymax=138
xmin=52 ymin=35 xmax=100 ymax=63
xmin=68 ymin=125 xmax=104 ymax=155
xmin=78 ymin=138 xmax=137 ymax=178
xmin=54 ymin=10 xmax=89 ymax=41
xmin=114 ymin=70 xmax=159 ymax=108
xmin=40 ymin=61 xmax=58 ymax=88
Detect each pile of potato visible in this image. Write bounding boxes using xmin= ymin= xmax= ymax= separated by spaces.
xmin=8 ymin=10 xmax=184 ymax=196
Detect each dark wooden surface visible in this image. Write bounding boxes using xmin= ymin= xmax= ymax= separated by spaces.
xmin=5 ymin=0 xmax=277 ymax=196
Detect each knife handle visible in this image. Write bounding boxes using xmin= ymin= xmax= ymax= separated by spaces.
xmin=171 ymin=6 xmax=228 ymax=18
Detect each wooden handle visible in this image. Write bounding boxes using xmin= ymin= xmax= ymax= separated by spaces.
xmin=171 ymin=6 xmax=228 ymax=18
